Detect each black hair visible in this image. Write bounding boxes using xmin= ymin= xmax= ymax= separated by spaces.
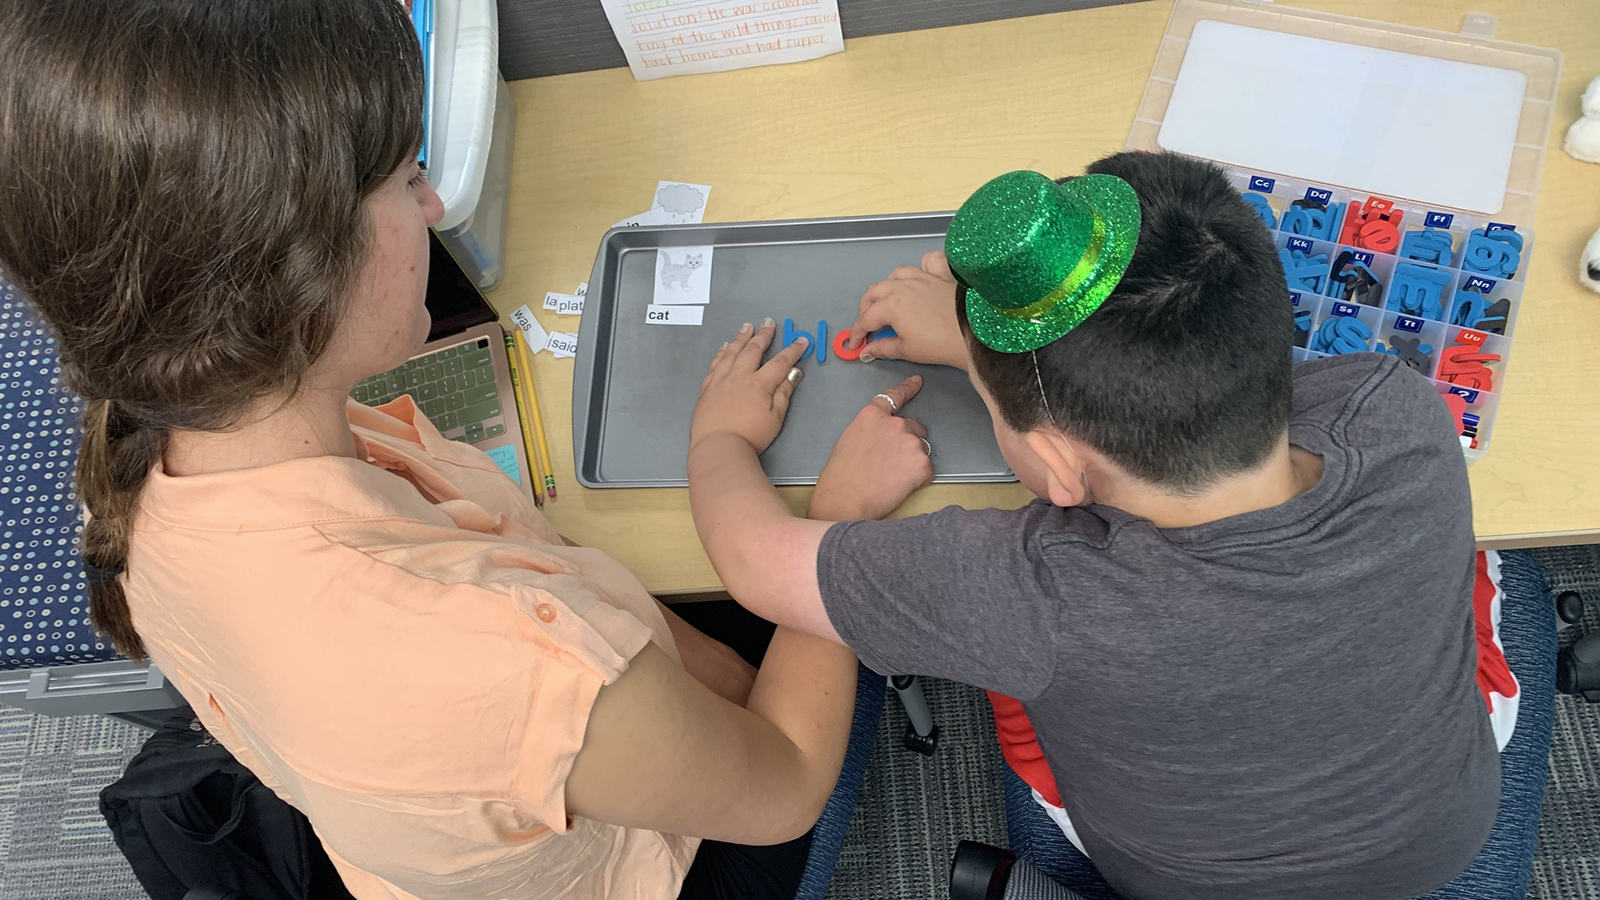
xmin=958 ymin=151 xmax=1294 ymax=492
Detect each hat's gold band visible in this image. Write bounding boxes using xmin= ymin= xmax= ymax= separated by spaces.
xmin=998 ymin=210 xmax=1108 ymax=322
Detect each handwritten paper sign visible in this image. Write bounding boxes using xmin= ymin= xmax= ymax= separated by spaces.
xmin=601 ymin=0 xmax=844 ymax=81
xmin=484 ymin=444 xmax=522 ymax=484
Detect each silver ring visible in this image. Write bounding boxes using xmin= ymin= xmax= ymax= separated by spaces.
xmin=920 ymin=438 xmax=932 ymax=457
xmin=873 ymin=392 xmax=899 ymax=413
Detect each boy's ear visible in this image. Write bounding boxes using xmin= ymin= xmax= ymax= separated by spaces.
xmin=1023 ymin=429 xmax=1089 ymax=508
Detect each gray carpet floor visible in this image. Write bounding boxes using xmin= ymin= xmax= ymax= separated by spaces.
xmin=825 ymin=677 xmax=1007 ymax=900
xmin=0 ymin=712 xmax=146 ymax=899
xmin=1 ymin=547 xmax=1597 ymax=900
xmin=1527 ymin=545 xmax=1600 ymax=900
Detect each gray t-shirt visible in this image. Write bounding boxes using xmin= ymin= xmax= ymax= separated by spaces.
xmin=818 ymin=353 xmax=1498 ymax=900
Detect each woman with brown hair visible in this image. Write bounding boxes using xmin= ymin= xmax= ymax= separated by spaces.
xmin=0 ymin=1 xmax=934 ymax=898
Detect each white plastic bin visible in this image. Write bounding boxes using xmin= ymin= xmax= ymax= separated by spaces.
xmin=1127 ymin=0 xmax=1561 ymax=458
xmin=429 ymin=0 xmax=513 ymax=291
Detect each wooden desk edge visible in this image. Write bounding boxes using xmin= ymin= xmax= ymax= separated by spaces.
xmin=1478 ymin=529 xmax=1600 ymax=552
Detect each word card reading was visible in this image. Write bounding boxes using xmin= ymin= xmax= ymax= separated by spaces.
xmin=511 ymin=304 xmax=549 ymax=349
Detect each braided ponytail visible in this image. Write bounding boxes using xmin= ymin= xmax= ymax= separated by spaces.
xmin=77 ymin=400 xmax=169 ymax=659
xmin=0 ymin=0 xmax=423 ymax=657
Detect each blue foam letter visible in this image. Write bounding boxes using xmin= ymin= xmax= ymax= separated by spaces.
xmin=782 ymin=317 xmax=814 ymax=361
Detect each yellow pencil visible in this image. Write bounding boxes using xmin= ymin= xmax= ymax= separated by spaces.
xmin=503 ymin=332 xmax=546 ymax=507
xmin=513 ymin=329 xmax=559 ymax=500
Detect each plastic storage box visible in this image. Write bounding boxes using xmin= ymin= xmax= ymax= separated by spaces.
xmin=1127 ymin=0 xmax=1562 ymax=459
xmin=430 ymin=0 xmax=515 ymax=291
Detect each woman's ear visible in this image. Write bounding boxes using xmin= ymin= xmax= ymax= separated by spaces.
xmin=1023 ymin=429 xmax=1088 ymax=508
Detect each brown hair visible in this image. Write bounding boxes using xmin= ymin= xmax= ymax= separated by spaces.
xmin=0 ymin=0 xmax=424 ymax=658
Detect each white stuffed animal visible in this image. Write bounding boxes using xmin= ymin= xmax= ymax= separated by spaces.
xmin=1566 ymin=75 xmax=1600 ymax=292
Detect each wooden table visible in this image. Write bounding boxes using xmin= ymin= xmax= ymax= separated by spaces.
xmin=494 ymin=0 xmax=1600 ymax=593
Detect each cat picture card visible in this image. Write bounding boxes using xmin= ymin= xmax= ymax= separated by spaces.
xmin=653 ymin=246 xmax=714 ymax=307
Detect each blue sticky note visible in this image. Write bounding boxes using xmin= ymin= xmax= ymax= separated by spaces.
xmin=484 ymin=443 xmax=521 ymax=484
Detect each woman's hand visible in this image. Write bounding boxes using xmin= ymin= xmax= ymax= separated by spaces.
xmin=847 ymin=251 xmax=970 ymax=372
xmin=809 ymin=376 xmax=935 ymax=521
xmin=690 ymin=318 xmax=810 ymax=454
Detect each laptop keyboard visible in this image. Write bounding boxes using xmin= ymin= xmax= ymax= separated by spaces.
xmin=350 ymin=336 xmax=507 ymax=443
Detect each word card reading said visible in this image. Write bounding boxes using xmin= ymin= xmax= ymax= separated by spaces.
xmin=601 ymin=0 xmax=844 ymax=81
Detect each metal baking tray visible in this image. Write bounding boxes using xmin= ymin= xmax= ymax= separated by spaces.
xmin=573 ymin=213 xmax=1016 ymax=488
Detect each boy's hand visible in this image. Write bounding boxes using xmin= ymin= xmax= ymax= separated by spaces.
xmin=848 ymin=251 xmax=970 ymax=372
xmin=809 ymin=376 xmax=934 ymax=521
xmin=691 ymin=319 xmax=810 ymax=454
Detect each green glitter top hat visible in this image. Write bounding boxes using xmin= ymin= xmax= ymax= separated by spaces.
xmin=946 ymin=170 xmax=1141 ymax=353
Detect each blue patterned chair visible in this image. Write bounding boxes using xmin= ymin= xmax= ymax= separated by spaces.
xmin=0 ymin=277 xmax=184 ymax=724
xmin=798 ymin=665 xmax=886 ymax=899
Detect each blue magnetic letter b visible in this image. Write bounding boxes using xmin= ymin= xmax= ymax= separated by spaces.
xmin=782 ymin=318 xmax=814 ymax=361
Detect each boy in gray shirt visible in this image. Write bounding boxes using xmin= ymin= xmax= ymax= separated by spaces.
xmin=684 ymin=152 xmax=1501 ymax=900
